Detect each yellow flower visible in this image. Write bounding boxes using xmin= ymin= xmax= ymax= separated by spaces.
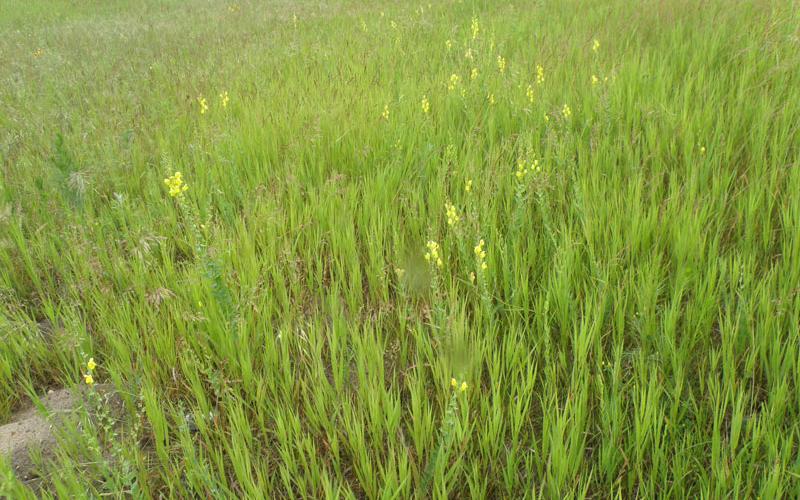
xmin=475 ymin=239 xmax=487 ymax=273
xmin=526 ymin=84 xmax=535 ymax=103
xmin=197 ymin=96 xmax=208 ymax=114
xmin=592 ymin=39 xmax=600 ymax=53
xmin=445 ymin=39 xmax=452 ymax=51
xmin=219 ymin=91 xmax=230 ymax=108
xmin=451 ymin=377 xmax=457 ymax=388
xmin=421 ymin=95 xmax=430 ymax=114
xmin=163 ymin=171 xmax=189 ymax=198
xmin=474 ymin=239 xmax=485 ymax=256
xmin=84 ymin=374 xmax=94 ymax=386
xmin=381 ymin=104 xmax=390 ymax=120
xmin=469 ymin=272 xmax=475 ymax=284
xmin=536 ymin=64 xmax=544 ymax=85
xmin=425 ymin=241 xmax=443 ymax=268
xmin=465 ymin=179 xmax=473 ymax=193
xmin=33 ymin=48 xmax=44 ymax=58
xmin=87 ymin=358 xmax=96 ymax=371
xmin=497 ymin=55 xmax=506 ymax=74
xmin=448 ymin=74 xmax=460 ymax=91
xmin=700 ymin=146 xmax=706 ymax=155
xmin=470 ymin=67 xmax=478 ymax=81
xmin=445 ymin=201 xmax=460 ymax=226
xmin=460 ymin=381 xmax=468 ymax=392
xmin=464 ymin=48 xmax=474 ymax=60
xmin=591 ymin=74 xmax=599 ymax=86
xmin=487 ymin=93 xmax=495 ymax=105
xmin=562 ymin=103 xmax=572 ymax=119
xmin=471 ymin=17 xmax=479 ymax=39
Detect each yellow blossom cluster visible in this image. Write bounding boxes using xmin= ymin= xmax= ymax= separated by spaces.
xmin=445 ymin=201 xmax=459 ymax=226
xmin=84 ymin=357 xmax=97 ymax=386
xmin=425 ymin=240 xmax=443 ymax=268
xmin=164 ymin=171 xmax=189 ymax=198
xmin=164 ymin=172 xmax=189 ymax=198
xmin=497 ymin=55 xmax=506 ymax=74
xmin=448 ymin=74 xmax=460 ymax=91
xmin=474 ymin=239 xmax=487 ymax=271
xmin=450 ymin=377 xmax=468 ymax=392
xmin=197 ymin=96 xmax=209 ymax=114
xmin=515 ymin=158 xmax=540 ymax=181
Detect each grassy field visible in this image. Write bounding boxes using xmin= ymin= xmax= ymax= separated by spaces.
xmin=1 ymin=0 xmax=799 ymax=497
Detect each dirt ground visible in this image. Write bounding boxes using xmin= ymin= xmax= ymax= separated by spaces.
xmin=0 ymin=384 xmax=121 ymax=484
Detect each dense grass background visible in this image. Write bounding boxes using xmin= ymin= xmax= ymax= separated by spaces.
xmin=1 ymin=0 xmax=799 ymax=497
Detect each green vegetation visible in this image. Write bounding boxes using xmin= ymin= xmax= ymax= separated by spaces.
xmin=1 ymin=0 xmax=799 ymax=497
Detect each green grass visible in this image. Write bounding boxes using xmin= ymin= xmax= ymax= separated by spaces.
xmin=1 ymin=0 xmax=799 ymax=497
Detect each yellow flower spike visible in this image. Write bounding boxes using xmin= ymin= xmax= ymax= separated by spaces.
xmin=164 ymin=171 xmax=189 ymax=198
xmin=445 ymin=201 xmax=460 ymax=226
xmin=536 ymin=64 xmax=545 ymax=85
xmin=421 ymin=95 xmax=430 ymax=114
xmin=460 ymin=381 xmax=468 ymax=392
xmin=436 ymin=258 xmax=443 ymax=268
xmin=465 ymin=179 xmax=473 ymax=193
xmin=591 ymin=74 xmax=599 ymax=86
xmin=451 ymin=378 xmax=457 ymax=388
xmin=87 ymin=358 xmax=96 ymax=371
xmin=562 ymin=104 xmax=572 ymax=119
xmin=487 ymin=93 xmax=495 ymax=105
xmin=471 ymin=68 xmax=478 ymax=81
xmin=481 ymin=262 xmax=488 ymax=271
xmin=526 ymin=85 xmax=535 ymax=103
xmin=471 ymin=17 xmax=479 ymax=39
xmin=592 ymin=39 xmax=600 ymax=53
xmin=497 ymin=55 xmax=506 ymax=74
xmin=448 ymin=74 xmax=460 ymax=91
xmin=197 ymin=96 xmax=208 ymax=114
xmin=84 ymin=374 xmax=94 ymax=386
xmin=219 ymin=91 xmax=230 ymax=108
xmin=381 ymin=104 xmax=390 ymax=121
